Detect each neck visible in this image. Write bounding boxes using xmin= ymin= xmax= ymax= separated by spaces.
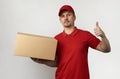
xmin=64 ymin=26 xmax=75 ymax=35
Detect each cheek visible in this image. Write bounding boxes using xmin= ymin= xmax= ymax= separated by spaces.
xmin=60 ymin=18 xmax=64 ymax=23
xmin=69 ymin=16 xmax=75 ymax=21
xmin=69 ymin=18 xmax=75 ymax=23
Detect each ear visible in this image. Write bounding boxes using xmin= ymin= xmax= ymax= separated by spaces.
xmin=59 ymin=17 xmax=62 ymax=23
xmin=74 ymin=15 xmax=76 ymax=21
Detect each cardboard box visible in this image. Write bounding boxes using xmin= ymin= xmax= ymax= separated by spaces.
xmin=14 ymin=32 xmax=57 ymax=60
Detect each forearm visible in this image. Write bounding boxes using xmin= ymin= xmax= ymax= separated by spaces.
xmin=94 ymin=22 xmax=111 ymax=52
xmin=43 ymin=60 xmax=57 ymax=67
xmin=31 ymin=58 xmax=57 ymax=67
xmin=98 ymin=35 xmax=111 ymax=52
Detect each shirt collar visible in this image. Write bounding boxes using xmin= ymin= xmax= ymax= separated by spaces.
xmin=62 ymin=27 xmax=79 ymax=37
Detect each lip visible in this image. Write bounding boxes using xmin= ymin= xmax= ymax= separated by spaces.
xmin=64 ymin=21 xmax=69 ymax=23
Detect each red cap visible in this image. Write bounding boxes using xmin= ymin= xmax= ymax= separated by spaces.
xmin=58 ymin=5 xmax=75 ymax=16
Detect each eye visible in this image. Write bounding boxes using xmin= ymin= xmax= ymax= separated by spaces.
xmin=68 ymin=13 xmax=71 ymax=16
xmin=60 ymin=15 xmax=65 ymax=18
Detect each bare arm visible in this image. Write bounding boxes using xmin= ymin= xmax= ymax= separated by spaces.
xmin=94 ymin=22 xmax=111 ymax=53
xmin=31 ymin=57 xmax=57 ymax=67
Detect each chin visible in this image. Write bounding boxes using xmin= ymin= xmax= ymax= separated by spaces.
xmin=63 ymin=24 xmax=71 ymax=27
xmin=64 ymin=26 xmax=71 ymax=28
xmin=65 ymin=25 xmax=73 ymax=27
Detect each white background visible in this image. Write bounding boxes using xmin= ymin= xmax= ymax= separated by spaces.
xmin=0 ymin=0 xmax=120 ymax=79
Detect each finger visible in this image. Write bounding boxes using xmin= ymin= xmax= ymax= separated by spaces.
xmin=31 ymin=57 xmax=38 ymax=61
xmin=96 ymin=21 xmax=99 ymax=27
xmin=31 ymin=57 xmax=35 ymax=60
xmin=31 ymin=58 xmax=36 ymax=61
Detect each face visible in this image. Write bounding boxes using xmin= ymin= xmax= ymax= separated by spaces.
xmin=59 ymin=11 xmax=76 ymax=28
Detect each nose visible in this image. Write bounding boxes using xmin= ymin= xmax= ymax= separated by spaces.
xmin=64 ymin=15 xmax=68 ymax=20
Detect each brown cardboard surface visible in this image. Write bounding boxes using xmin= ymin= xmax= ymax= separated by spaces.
xmin=14 ymin=32 xmax=57 ymax=60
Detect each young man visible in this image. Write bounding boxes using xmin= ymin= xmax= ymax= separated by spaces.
xmin=31 ymin=5 xmax=111 ymax=79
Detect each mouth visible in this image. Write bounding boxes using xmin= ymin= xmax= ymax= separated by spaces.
xmin=64 ymin=21 xmax=69 ymax=23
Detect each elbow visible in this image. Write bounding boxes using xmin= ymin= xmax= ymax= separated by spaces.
xmin=103 ymin=50 xmax=110 ymax=53
xmin=102 ymin=47 xmax=111 ymax=53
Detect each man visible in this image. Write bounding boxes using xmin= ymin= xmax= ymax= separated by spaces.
xmin=31 ymin=5 xmax=111 ymax=79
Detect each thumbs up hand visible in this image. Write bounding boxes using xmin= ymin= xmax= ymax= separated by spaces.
xmin=94 ymin=22 xmax=105 ymax=38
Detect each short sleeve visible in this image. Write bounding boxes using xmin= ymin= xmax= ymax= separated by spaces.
xmin=87 ymin=32 xmax=100 ymax=49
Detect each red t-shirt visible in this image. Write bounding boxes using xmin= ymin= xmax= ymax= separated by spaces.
xmin=55 ymin=27 xmax=100 ymax=79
